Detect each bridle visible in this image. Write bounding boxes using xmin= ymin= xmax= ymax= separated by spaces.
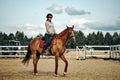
xmin=67 ymin=29 xmax=76 ymax=42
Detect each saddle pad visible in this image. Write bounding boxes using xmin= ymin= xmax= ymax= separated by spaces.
xmin=39 ymin=40 xmax=45 ymax=48
xmin=39 ymin=40 xmax=54 ymax=48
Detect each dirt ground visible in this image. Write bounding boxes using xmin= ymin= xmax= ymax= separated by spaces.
xmin=0 ymin=51 xmax=120 ymax=80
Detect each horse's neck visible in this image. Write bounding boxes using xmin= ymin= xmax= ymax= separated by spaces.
xmin=61 ymin=33 xmax=68 ymax=46
xmin=57 ymin=29 xmax=69 ymax=46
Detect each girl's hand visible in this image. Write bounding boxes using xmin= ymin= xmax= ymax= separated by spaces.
xmin=50 ymin=33 xmax=54 ymax=36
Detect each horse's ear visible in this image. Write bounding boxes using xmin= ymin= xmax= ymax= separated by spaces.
xmin=66 ymin=25 xmax=69 ymax=28
xmin=72 ymin=25 xmax=74 ymax=28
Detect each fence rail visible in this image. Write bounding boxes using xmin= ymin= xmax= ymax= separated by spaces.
xmin=0 ymin=46 xmax=27 ymax=58
xmin=76 ymin=45 xmax=120 ymax=60
xmin=0 ymin=45 xmax=120 ymax=60
xmin=0 ymin=46 xmax=75 ymax=58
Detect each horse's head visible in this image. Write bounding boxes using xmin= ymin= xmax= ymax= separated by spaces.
xmin=66 ymin=25 xmax=76 ymax=42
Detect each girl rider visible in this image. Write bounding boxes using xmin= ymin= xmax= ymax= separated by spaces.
xmin=43 ymin=13 xmax=56 ymax=55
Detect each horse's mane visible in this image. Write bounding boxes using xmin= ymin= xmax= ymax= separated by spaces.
xmin=57 ymin=28 xmax=69 ymax=37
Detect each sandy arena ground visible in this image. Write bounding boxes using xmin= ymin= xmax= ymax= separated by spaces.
xmin=0 ymin=51 xmax=120 ymax=80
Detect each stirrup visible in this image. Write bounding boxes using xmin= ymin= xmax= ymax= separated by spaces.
xmin=42 ymin=49 xmax=46 ymax=53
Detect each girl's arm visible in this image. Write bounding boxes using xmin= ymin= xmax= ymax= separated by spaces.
xmin=53 ymin=26 xmax=56 ymax=34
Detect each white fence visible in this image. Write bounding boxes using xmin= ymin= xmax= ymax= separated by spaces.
xmin=0 ymin=46 xmax=75 ymax=58
xmin=1 ymin=45 xmax=119 ymax=60
xmin=110 ymin=45 xmax=120 ymax=60
xmin=76 ymin=45 xmax=120 ymax=60
xmin=0 ymin=46 xmax=27 ymax=58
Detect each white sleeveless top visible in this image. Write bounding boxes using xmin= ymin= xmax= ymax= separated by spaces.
xmin=45 ymin=21 xmax=54 ymax=34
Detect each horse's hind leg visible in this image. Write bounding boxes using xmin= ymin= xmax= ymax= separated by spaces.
xmin=32 ymin=50 xmax=39 ymax=74
xmin=60 ymin=55 xmax=68 ymax=76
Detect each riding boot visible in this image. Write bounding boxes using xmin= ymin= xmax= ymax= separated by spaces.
xmin=42 ymin=33 xmax=52 ymax=53
xmin=42 ymin=44 xmax=47 ymax=53
xmin=42 ymin=41 xmax=50 ymax=53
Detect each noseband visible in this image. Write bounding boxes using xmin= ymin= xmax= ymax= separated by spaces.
xmin=67 ymin=30 xmax=76 ymax=42
xmin=68 ymin=31 xmax=74 ymax=39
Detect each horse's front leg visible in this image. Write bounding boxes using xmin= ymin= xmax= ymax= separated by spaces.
xmin=55 ymin=54 xmax=59 ymax=76
xmin=60 ymin=55 xmax=68 ymax=76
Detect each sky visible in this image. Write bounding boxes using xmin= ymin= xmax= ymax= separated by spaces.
xmin=0 ymin=0 xmax=120 ymax=37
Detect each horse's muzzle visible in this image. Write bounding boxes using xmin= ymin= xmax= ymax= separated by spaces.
xmin=72 ymin=36 xmax=76 ymax=43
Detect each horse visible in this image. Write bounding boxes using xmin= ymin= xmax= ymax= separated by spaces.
xmin=22 ymin=25 xmax=76 ymax=76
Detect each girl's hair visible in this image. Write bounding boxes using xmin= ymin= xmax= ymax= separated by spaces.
xmin=46 ymin=13 xmax=53 ymax=18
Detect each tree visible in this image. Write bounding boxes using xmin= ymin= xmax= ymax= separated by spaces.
xmin=15 ymin=31 xmax=25 ymax=45
xmin=118 ymin=33 xmax=120 ymax=44
xmin=0 ymin=32 xmax=8 ymax=45
xmin=0 ymin=31 xmax=33 ymax=46
xmin=96 ymin=31 xmax=104 ymax=45
xmin=112 ymin=32 xmax=119 ymax=45
xmin=15 ymin=31 xmax=24 ymax=40
xmin=0 ymin=32 xmax=4 ymax=45
xmin=75 ymin=30 xmax=86 ymax=46
xmin=0 ymin=30 xmax=119 ymax=46
xmin=8 ymin=33 xmax=15 ymax=40
xmin=86 ymin=32 xmax=97 ymax=45
xmin=0 ymin=32 xmax=4 ymax=41
xmin=104 ymin=32 xmax=113 ymax=45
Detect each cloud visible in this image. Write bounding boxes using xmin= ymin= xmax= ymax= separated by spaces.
xmin=17 ymin=24 xmax=36 ymax=30
xmin=0 ymin=25 xmax=37 ymax=38
xmin=0 ymin=23 xmax=46 ymax=37
xmin=65 ymin=7 xmax=91 ymax=16
xmin=16 ymin=23 xmax=44 ymax=30
xmin=15 ymin=23 xmax=45 ymax=37
xmin=47 ymin=4 xmax=63 ymax=14
xmin=68 ymin=18 xmax=89 ymax=30
xmin=25 ymin=30 xmax=40 ymax=37
xmin=66 ymin=17 xmax=120 ymax=32
xmin=84 ymin=17 xmax=120 ymax=31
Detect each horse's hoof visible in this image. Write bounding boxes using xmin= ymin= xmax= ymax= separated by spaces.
xmin=34 ymin=73 xmax=38 ymax=76
xmin=63 ymin=72 xmax=67 ymax=76
xmin=54 ymin=74 xmax=59 ymax=77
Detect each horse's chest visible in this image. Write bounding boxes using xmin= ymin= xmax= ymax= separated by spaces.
xmin=52 ymin=39 xmax=65 ymax=54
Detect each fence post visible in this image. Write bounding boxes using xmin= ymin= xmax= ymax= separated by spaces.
xmin=83 ymin=45 xmax=86 ymax=60
xmin=118 ymin=46 xmax=120 ymax=60
xmin=109 ymin=46 xmax=112 ymax=59
xmin=112 ymin=47 xmax=114 ymax=59
xmin=76 ymin=46 xmax=79 ymax=60
xmin=116 ymin=46 xmax=118 ymax=60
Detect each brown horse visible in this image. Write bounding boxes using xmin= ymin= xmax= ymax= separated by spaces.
xmin=22 ymin=25 xmax=75 ymax=76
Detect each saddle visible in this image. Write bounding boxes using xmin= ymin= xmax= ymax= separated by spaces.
xmin=39 ymin=33 xmax=57 ymax=49
xmin=39 ymin=36 xmax=54 ymax=56
xmin=39 ymin=37 xmax=53 ymax=48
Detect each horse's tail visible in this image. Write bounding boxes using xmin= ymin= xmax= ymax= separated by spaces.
xmin=22 ymin=44 xmax=31 ymax=65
